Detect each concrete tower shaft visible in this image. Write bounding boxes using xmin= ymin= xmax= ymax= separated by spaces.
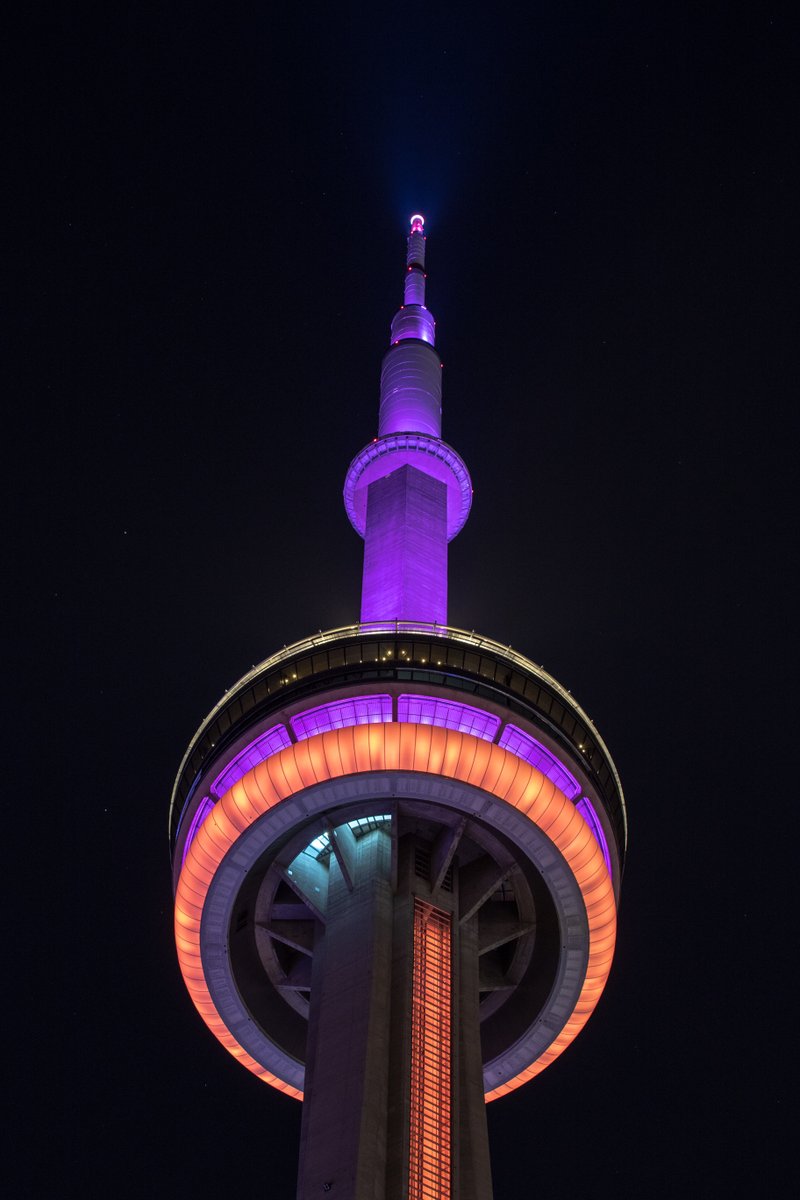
xmin=170 ymin=214 xmax=626 ymax=1200
xmin=345 ymin=216 xmax=471 ymax=625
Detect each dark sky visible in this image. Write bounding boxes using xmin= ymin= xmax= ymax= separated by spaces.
xmin=22 ymin=2 xmax=795 ymax=1195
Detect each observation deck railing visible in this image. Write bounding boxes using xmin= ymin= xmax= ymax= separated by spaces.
xmin=169 ymin=622 xmax=627 ymax=855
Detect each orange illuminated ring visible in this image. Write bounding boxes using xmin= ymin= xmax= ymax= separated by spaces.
xmin=174 ymin=723 xmax=617 ymax=1103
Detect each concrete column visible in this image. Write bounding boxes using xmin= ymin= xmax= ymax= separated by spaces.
xmin=298 ymin=828 xmax=491 ymax=1200
xmin=297 ymin=836 xmax=393 ymax=1200
xmin=360 ymin=464 xmax=448 ymax=625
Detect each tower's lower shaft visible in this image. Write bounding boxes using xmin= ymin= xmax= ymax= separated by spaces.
xmin=295 ymin=827 xmax=493 ymax=1200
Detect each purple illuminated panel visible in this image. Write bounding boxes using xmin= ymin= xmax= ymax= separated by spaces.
xmin=397 ymin=695 xmax=500 ymax=740
xmin=360 ymin=466 xmax=448 ymax=625
xmin=576 ymin=797 xmax=613 ymax=878
xmin=181 ymin=795 xmax=215 ymax=866
xmin=212 ymin=723 xmax=292 ymax=796
xmin=498 ymin=724 xmax=581 ymax=799
xmin=291 ymin=694 xmax=392 ymax=740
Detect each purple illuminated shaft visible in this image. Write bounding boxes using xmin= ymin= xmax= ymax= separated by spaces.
xmin=379 ymin=216 xmax=441 ymax=438
xmin=352 ymin=216 xmax=470 ymax=626
xmin=361 ymin=463 xmax=448 ymax=624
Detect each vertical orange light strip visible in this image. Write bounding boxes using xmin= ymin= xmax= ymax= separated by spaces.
xmin=409 ymin=899 xmax=452 ymax=1200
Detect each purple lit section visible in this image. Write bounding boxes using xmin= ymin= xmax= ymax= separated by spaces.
xmin=361 ymin=466 xmax=448 ymax=624
xmin=345 ymin=215 xmax=473 ymax=645
xmin=498 ymin=725 xmax=581 ymax=799
xmin=398 ymin=695 xmax=501 ymax=740
xmin=379 ymin=341 xmax=441 ymax=435
xmin=212 ymin=723 xmax=292 ymax=796
xmin=181 ymin=795 xmax=215 ymax=866
xmin=576 ymin=797 xmax=613 ymax=878
xmin=291 ymin=694 xmax=392 ymax=739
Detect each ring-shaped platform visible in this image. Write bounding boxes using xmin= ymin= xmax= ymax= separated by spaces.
xmin=343 ymin=434 xmax=472 ymax=541
xmin=175 ymin=723 xmax=617 ymax=1102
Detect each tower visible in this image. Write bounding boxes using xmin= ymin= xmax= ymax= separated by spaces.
xmin=170 ymin=216 xmax=625 ymax=1199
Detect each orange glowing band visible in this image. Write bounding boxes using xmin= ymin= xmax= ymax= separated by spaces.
xmin=174 ymin=723 xmax=617 ymax=1103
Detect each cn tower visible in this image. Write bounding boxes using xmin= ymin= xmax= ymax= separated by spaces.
xmin=170 ymin=215 xmax=625 ymax=1199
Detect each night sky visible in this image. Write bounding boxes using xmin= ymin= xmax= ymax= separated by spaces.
xmin=26 ymin=3 xmax=795 ymax=1195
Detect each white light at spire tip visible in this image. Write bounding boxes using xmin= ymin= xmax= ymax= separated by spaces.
xmin=410 ymin=214 xmax=425 ymax=232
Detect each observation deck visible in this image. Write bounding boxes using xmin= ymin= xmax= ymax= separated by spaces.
xmin=170 ymin=622 xmax=626 ymax=884
xmin=170 ymin=620 xmax=623 ymax=1115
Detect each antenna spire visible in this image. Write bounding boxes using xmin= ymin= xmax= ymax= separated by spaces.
xmin=343 ymin=215 xmax=472 ymax=625
xmin=388 ymin=213 xmax=435 ymax=353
